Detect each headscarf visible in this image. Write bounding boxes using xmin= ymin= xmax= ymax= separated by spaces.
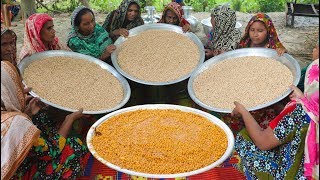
xmin=67 ymin=6 xmax=113 ymax=58
xmin=206 ymin=5 xmax=241 ymax=51
xmin=102 ymin=0 xmax=144 ymax=33
xmin=158 ymin=2 xmax=189 ymax=27
xmin=1 ymin=27 xmax=16 ymax=38
xmin=238 ymin=13 xmax=285 ymax=50
xmin=19 ymin=13 xmax=62 ymax=63
xmin=1 ymin=61 xmax=40 ymax=180
xmin=302 ymin=59 xmax=319 ymax=179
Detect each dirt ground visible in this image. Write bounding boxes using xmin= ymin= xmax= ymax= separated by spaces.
xmin=9 ymin=11 xmax=319 ymax=68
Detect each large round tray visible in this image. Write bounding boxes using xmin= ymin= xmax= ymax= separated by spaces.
xmin=188 ymin=48 xmax=301 ymax=113
xmin=87 ymin=104 xmax=234 ymax=178
xmin=111 ymin=23 xmax=205 ymax=86
xmin=18 ymin=50 xmax=131 ymax=114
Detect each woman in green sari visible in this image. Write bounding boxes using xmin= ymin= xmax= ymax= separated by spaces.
xmin=67 ymin=6 xmax=116 ymax=62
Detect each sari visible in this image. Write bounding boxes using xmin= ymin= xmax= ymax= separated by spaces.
xmin=235 ymin=59 xmax=319 ymax=179
xmin=238 ymin=13 xmax=286 ymax=50
xmin=18 ymin=13 xmax=68 ymax=63
xmin=302 ymin=59 xmax=319 ymax=179
xmin=206 ymin=5 xmax=241 ymax=52
xmin=67 ymin=6 xmax=113 ymax=59
xmin=158 ymin=2 xmax=190 ymax=27
xmin=1 ymin=61 xmax=40 ymax=180
xmin=102 ymin=0 xmax=144 ymax=37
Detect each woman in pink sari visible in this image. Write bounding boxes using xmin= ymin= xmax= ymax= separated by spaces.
xmin=18 ymin=13 xmax=68 ymax=63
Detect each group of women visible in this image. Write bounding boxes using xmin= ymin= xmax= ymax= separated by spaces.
xmin=1 ymin=0 xmax=319 ymax=179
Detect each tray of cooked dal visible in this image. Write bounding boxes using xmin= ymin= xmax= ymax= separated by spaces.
xmin=111 ymin=23 xmax=205 ymax=86
xmin=87 ymin=104 xmax=234 ymax=178
xmin=188 ymin=48 xmax=301 ymax=113
xmin=18 ymin=50 xmax=131 ymax=114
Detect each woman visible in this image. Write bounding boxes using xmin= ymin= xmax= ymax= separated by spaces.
xmin=102 ymin=0 xmax=144 ymax=41
xmin=1 ymin=61 xmax=40 ymax=180
xmin=19 ymin=13 xmax=68 ymax=63
xmin=238 ymin=13 xmax=287 ymax=56
xmin=158 ymin=2 xmax=191 ymax=32
xmin=1 ymin=27 xmax=17 ymax=67
xmin=1 ymin=61 xmax=90 ymax=179
xmin=67 ymin=6 xmax=116 ymax=62
xmin=232 ymin=52 xmax=319 ymax=178
xmin=204 ymin=5 xmax=241 ymax=59
xmin=219 ymin=13 xmax=289 ymax=133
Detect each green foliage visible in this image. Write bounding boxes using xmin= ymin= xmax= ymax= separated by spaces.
xmin=90 ymin=0 xmax=120 ymax=13
xmin=257 ymin=0 xmax=285 ymax=12
xmin=35 ymin=0 xmax=319 ymax=13
xmin=231 ymin=0 xmax=242 ymax=11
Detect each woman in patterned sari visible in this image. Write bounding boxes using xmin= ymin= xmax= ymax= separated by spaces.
xmin=1 ymin=61 xmax=40 ymax=180
xmin=204 ymin=5 xmax=241 ymax=59
xmin=67 ymin=6 xmax=116 ymax=62
xmin=1 ymin=61 xmax=90 ymax=179
xmin=232 ymin=54 xmax=319 ymax=179
xmin=18 ymin=13 xmax=69 ymax=63
xmin=158 ymin=2 xmax=191 ymax=32
xmin=219 ymin=13 xmax=289 ymax=133
xmin=102 ymin=0 xmax=144 ymax=42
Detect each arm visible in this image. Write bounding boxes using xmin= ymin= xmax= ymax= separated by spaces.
xmin=232 ymin=101 xmax=280 ymax=150
xmin=276 ymin=47 xmax=287 ymax=56
xmin=100 ymin=44 xmax=116 ymax=61
xmin=57 ymin=109 xmax=84 ymax=138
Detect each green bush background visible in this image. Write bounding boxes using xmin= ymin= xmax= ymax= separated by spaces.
xmin=36 ymin=0 xmax=319 ymax=13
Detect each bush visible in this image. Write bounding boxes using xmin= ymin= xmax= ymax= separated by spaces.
xmin=257 ymin=0 xmax=285 ymax=12
xmin=231 ymin=0 xmax=242 ymax=11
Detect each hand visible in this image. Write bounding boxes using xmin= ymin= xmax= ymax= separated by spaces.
xmin=58 ymin=108 xmax=84 ymax=138
xmin=24 ymin=97 xmax=46 ymax=117
xmin=212 ymin=49 xmax=225 ymax=56
xmin=106 ymin=44 xmax=116 ymax=54
xmin=65 ymin=108 xmax=84 ymax=123
xmin=114 ymin=28 xmax=129 ymax=37
xmin=276 ymin=48 xmax=287 ymax=56
xmin=231 ymin=101 xmax=247 ymax=117
xmin=182 ymin=24 xmax=191 ymax=33
xmin=289 ymin=85 xmax=304 ymax=102
xmin=100 ymin=45 xmax=116 ymax=61
xmin=205 ymin=49 xmax=213 ymax=58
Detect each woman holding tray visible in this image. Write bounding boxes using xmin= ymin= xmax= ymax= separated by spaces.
xmin=1 ymin=60 xmax=90 ymax=179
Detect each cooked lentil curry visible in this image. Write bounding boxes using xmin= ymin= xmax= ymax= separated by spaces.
xmin=23 ymin=57 xmax=124 ymax=111
xmin=193 ymin=56 xmax=293 ymax=110
xmin=91 ymin=109 xmax=228 ymax=174
xmin=117 ymin=30 xmax=200 ymax=83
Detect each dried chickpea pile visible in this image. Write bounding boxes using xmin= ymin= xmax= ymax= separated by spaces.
xmin=23 ymin=57 xmax=124 ymax=111
xmin=117 ymin=30 xmax=200 ymax=82
xmin=193 ymin=56 xmax=293 ymax=110
xmin=91 ymin=109 xmax=227 ymax=174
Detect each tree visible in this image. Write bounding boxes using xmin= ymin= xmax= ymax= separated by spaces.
xmin=21 ymin=0 xmax=36 ymax=19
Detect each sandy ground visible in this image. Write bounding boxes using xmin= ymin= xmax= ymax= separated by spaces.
xmin=9 ymin=11 xmax=319 ymax=68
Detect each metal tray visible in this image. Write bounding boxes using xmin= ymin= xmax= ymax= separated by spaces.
xmin=18 ymin=50 xmax=131 ymax=114
xmin=87 ymin=104 xmax=234 ymax=178
xmin=188 ymin=48 xmax=301 ymax=113
xmin=111 ymin=23 xmax=205 ymax=86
